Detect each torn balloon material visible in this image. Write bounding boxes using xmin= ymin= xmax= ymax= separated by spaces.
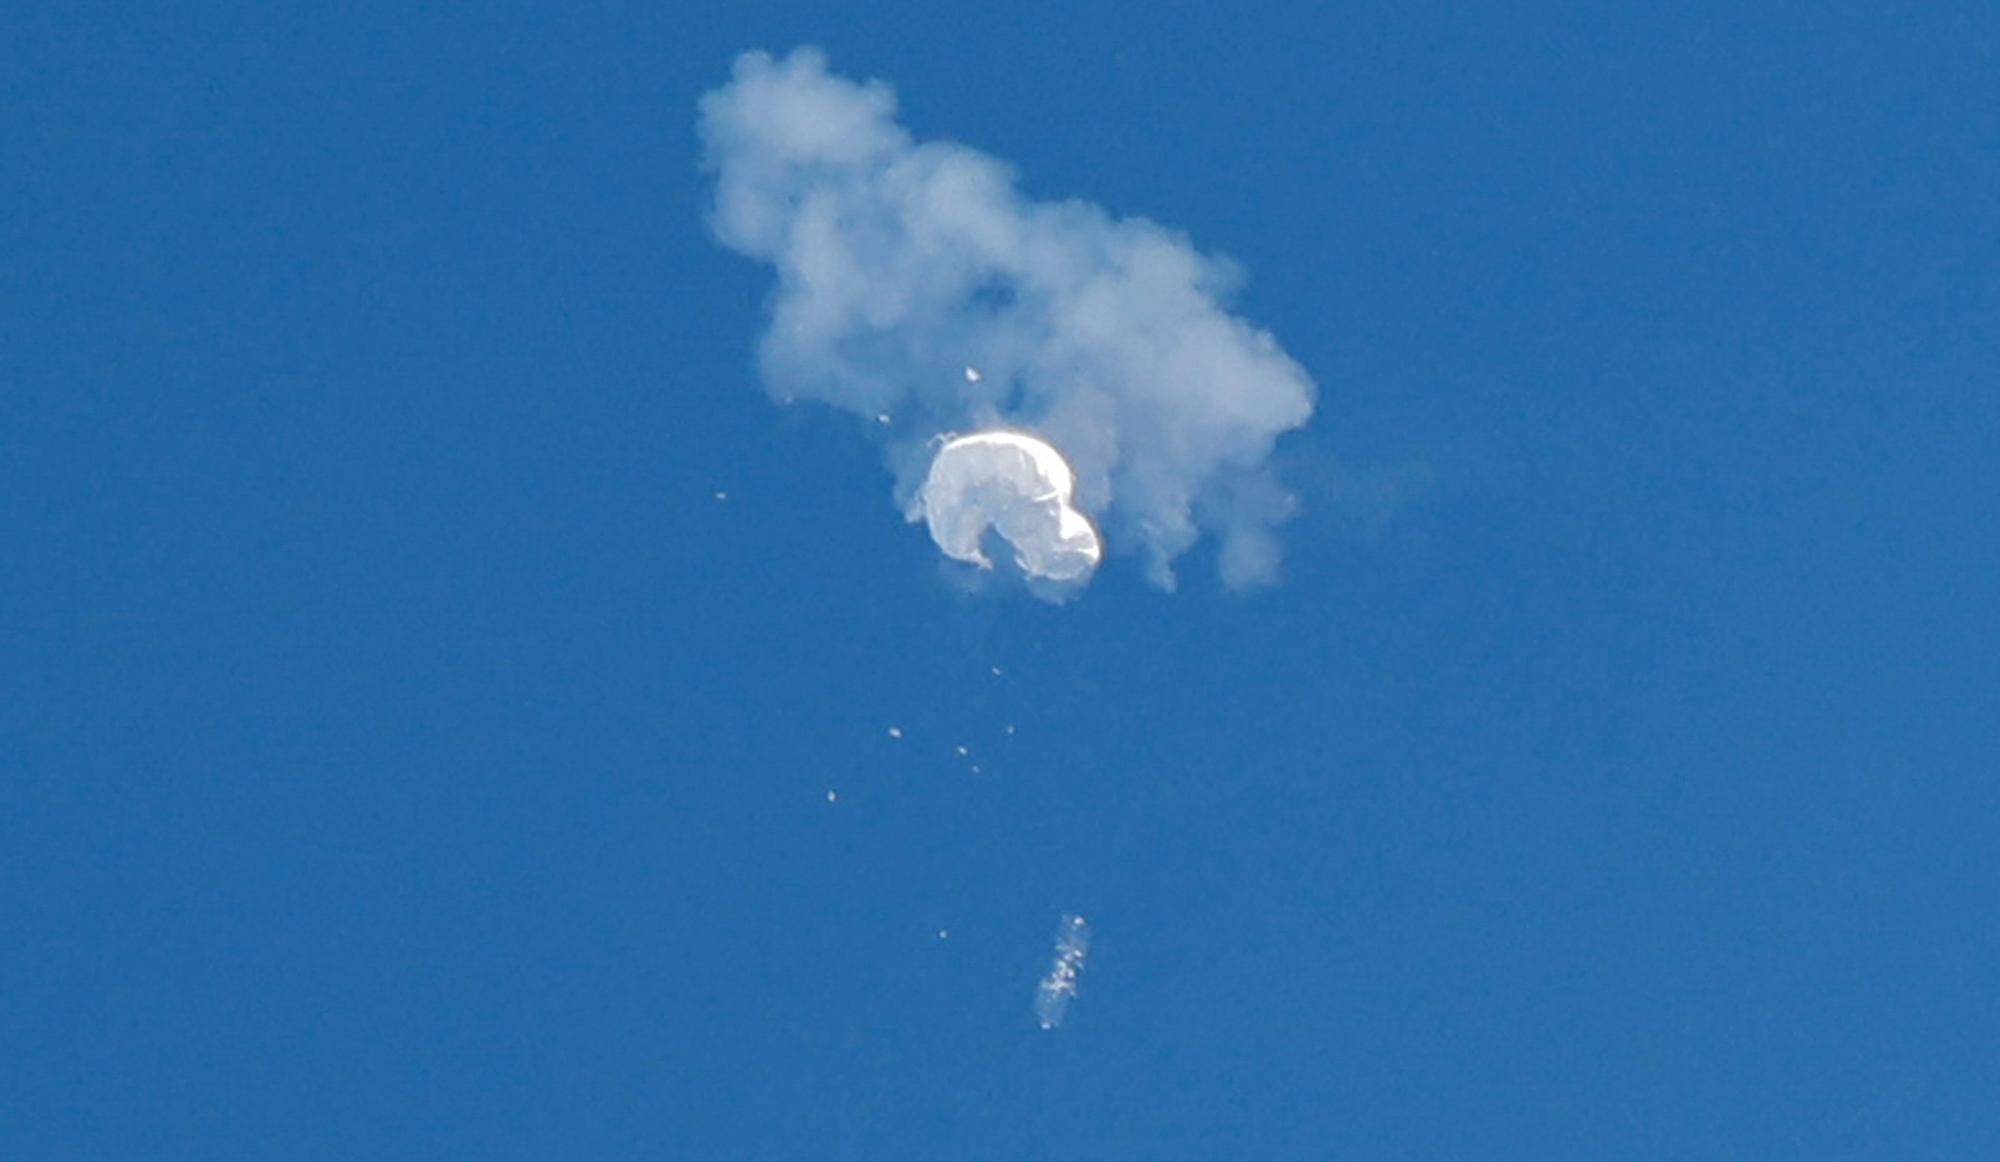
xmin=912 ymin=431 xmax=1101 ymax=582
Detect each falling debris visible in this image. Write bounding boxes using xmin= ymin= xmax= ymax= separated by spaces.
xmin=875 ymin=412 xmax=891 ymax=424
xmin=825 ymin=789 xmax=838 ymax=802
xmin=955 ymin=744 xmax=970 ymax=757
xmin=1034 ymin=913 xmax=1091 ymax=1030
xmin=990 ymin=666 xmax=1003 ymax=676
xmin=713 ymin=490 xmax=729 ymax=501
xmin=963 ymin=366 xmax=982 ymax=383
xmin=911 ymin=430 xmax=1101 ymax=583
xmin=887 ymin=726 xmax=904 ymax=740
xmin=938 ymin=929 xmax=950 ymax=940
xmin=970 ymin=764 xmax=982 ymax=774
xmin=1005 ymin=724 xmax=1016 ymax=735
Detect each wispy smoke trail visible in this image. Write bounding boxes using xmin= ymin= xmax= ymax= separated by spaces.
xmin=698 ymin=48 xmax=1316 ymax=590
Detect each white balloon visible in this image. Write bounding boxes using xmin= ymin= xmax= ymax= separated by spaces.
xmin=909 ymin=430 xmax=1101 ymax=582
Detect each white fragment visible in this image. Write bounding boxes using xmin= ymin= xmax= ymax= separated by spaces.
xmin=826 ymin=789 xmax=838 ymax=802
xmin=1005 ymin=724 xmax=1016 ymax=735
xmin=963 ymin=366 xmax=982 ymax=383
xmin=1034 ymin=913 xmax=1091 ymax=1030
xmin=937 ymin=929 xmax=950 ymax=940
xmin=955 ymin=745 xmax=969 ymax=757
xmin=713 ymin=490 xmax=729 ymax=501
xmin=887 ymin=726 xmax=903 ymax=739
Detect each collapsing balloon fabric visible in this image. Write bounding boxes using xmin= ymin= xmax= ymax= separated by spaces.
xmin=912 ymin=430 xmax=1101 ymax=583
xmin=698 ymin=48 xmax=1316 ymax=592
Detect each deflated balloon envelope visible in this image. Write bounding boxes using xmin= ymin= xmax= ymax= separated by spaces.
xmin=910 ymin=431 xmax=1102 ymax=582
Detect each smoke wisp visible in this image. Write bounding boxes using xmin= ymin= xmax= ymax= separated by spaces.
xmin=698 ymin=48 xmax=1317 ymax=590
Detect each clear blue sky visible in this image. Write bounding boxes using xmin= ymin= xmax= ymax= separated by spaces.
xmin=5 ymin=3 xmax=1996 ymax=1158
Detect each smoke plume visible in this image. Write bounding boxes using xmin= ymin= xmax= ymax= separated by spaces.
xmin=698 ymin=48 xmax=1317 ymax=590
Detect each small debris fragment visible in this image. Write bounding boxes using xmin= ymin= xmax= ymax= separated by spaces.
xmin=887 ymin=726 xmax=904 ymax=740
xmin=955 ymin=744 xmax=970 ymax=757
xmin=826 ymin=789 xmax=838 ymax=802
xmin=963 ymin=366 xmax=982 ymax=383
xmin=1035 ymin=913 xmax=1091 ymax=1029
xmin=713 ymin=490 xmax=729 ymax=501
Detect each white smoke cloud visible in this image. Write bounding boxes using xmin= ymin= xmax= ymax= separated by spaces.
xmin=698 ymin=48 xmax=1316 ymax=590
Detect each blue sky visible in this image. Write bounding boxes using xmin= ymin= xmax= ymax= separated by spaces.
xmin=5 ymin=3 xmax=1996 ymax=1158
